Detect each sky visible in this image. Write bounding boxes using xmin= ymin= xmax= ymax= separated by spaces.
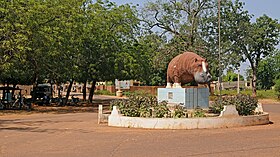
xmin=111 ymin=0 xmax=280 ymax=22
xmin=111 ymin=0 xmax=280 ymax=77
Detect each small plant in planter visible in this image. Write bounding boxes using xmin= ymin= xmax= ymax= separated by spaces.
xmin=153 ymin=101 xmax=170 ymax=118
xmin=110 ymin=93 xmax=163 ymax=117
xmin=110 ymin=93 xmax=188 ymax=118
xmin=210 ymin=94 xmax=258 ymax=116
xmin=193 ymin=107 xmax=206 ymax=117
xmin=172 ymin=104 xmax=187 ymax=118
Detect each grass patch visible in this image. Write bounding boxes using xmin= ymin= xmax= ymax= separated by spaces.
xmin=94 ymin=90 xmax=115 ymax=96
xmin=123 ymin=90 xmax=152 ymax=96
xmin=95 ymin=88 xmax=278 ymax=100
xmin=213 ymin=89 xmax=278 ymax=99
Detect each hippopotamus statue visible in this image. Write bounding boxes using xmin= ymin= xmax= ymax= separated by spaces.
xmin=166 ymin=52 xmax=212 ymax=88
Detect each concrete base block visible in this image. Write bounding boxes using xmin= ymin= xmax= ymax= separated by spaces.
xmin=219 ymin=105 xmax=239 ymax=117
xmin=158 ymin=88 xmax=209 ymax=109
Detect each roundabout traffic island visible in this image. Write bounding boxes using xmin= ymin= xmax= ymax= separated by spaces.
xmin=108 ymin=104 xmax=269 ymax=129
xmin=106 ymin=51 xmax=270 ymax=129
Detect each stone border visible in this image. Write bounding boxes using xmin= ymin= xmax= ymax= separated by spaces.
xmin=108 ymin=105 xmax=269 ymax=129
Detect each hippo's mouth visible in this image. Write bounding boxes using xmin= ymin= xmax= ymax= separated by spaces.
xmin=194 ymin=72 xmax=212 ymax=84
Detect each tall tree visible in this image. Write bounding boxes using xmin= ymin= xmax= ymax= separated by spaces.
xmin=140 ymin=0 xmax=215 ymax=68
xmin=71 ymin=1 xmax=140 ymax=101
xmin=247 ymin=15 xmax=280 ymax=96
xmin=257 ymin=49 xmax=280 ymax=90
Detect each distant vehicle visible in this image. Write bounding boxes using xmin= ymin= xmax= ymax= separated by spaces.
xmin=31 ymin=84 xmax=52 ymax=100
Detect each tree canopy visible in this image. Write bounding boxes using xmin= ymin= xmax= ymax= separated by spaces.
xmin=0 ymin=0 xmax=279 ymax=97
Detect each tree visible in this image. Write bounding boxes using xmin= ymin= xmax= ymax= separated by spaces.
xmin=274 ymin=79 xmax=280 ymax=99
xmin=62 ymin=1 xmax=142 ymax=102
xmin=212 ymin=1 xmax=280 ymax=96
xmin=223 ymin=69 xmax=244 ymax=82
xmin=140 ymin=0 xmax=216 ymax=72
xmin=131 ymin=32 xmax=173 ymax=86
xmin=140 ymin=0 xmax=252 ymax=84
xmin=244 ymin=15 xmax=279 ymax=96
xmin=200 ymin=0 xmax=252 ymax=81
xmin=257 ymin=49 xmax=280 ymax=90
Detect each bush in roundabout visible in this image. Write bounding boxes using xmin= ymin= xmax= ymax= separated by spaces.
xmin=110 ymin=93 xmax=187 ymax=118
xmin=210 ymin=94 xmax=258 ymax=116
xmin=110 ymin=93 xmax=258 ymax=118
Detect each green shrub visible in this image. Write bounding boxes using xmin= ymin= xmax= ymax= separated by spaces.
xmin=173 ymin=104 xmax=186 ymax=118
xmin=210 ymin=94 xmax=258 ymax=116
xmin=274 ymin=79 xmax=280 ymax=99
xmin=193 ymin=107 xmax=206 ymax=117
xmin=153 ymin=101 xmax=170 ymax=118
xmin=110 ymin=94 xmax=159 ymax=117
xmin=110 ymin=94 xmax=186 ymax=118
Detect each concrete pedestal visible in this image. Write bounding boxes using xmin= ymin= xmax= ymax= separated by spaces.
xmin=157 ymin=88 xmax=209 ymax=109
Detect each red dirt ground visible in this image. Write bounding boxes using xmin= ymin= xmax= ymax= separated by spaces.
xmin=0 ymin=98 xmax=279 ymax=157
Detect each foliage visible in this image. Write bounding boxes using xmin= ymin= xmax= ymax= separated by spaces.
xmin=1 ymin=0 xmax=279 ymax=99
xmin=140 ymin=0 xmax=216 ymax=79
xmin=172 ymin=105 xmax=186 ymax=118
xmin=193 ymin=107 xmax=206 ymax=117
xmin=247 ymin=15 xmax=280 ymax=96
xmin=214 ymin=1 xmax=280 ymax=97
xmin=257 ymin=49 xmax=280 ymax=90
xmin=123 ymin=90 xmax=153 ymax=97
xmin=199 ymin=0 xmax=250 ymax=79
xmin=223 ymin=70 xmax=244 ymax=82
xmin=110 ymin=93 xmax=186 ymax=118
xmin=0 ymin=0 xmax=143 ymax=94
xmin=213 ymin=89 xmax=278 ymax=99
xmin=153 ymin=101 xmax=170 ymax=118
xmin=274 ymin=79 xmax=280 ymax=99
xmin=132 ymin=35 xmax=166 ymax=86
xmin=110 ymin=94 xmax=159 ymax=117
xmin=202 ymin=0 xmax=279 ymax=96
xmin=210 ymin=94 xmax=258 ymax=116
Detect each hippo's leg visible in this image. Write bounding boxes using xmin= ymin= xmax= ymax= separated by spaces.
xmin=173 ymin=74 xmax=182 ymax=88
xmin=166 ymin=73 xmax=173 ymax=88
xmin=173 ymin=83 xmax=182 ymax=88
xmin=166 ymin=82 xmax=172 ymax=88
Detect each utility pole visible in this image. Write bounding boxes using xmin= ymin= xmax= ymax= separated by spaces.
xmin=218 ymin=0 xmax=222 ymax=96
xmin=237 ymin=67 xmax=240 ymax=94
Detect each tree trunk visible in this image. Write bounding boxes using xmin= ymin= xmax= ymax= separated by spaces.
xmin=64 ymin=80 xmax=74 ymax=105
xmin=252 ymin=67 xmax=257 ymax=97
xmin=2 ymin=82 xmax=5 ymax=99
xmin=82 ymin=81 xmax=87 ymax=101
xmin=11 ymin=83 xmax=17 ymax=98
xmin=6 ymin=82 xmax=10 ymax=99
xmin=50 ymin=80 xmax=53 ymax=98
xmin=88 ymin=80 xmax=96 ymax=103
xmin=57 ymin=82 xmax=61 ymax=98
xmin=31 ymin=72 xmax=38 ymax=101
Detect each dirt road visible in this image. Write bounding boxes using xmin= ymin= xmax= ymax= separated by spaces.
xmin=0 ymin=102 xmax=280 ymax=157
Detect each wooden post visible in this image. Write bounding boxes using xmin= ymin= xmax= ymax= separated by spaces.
xmin=98 ymin=105 xmax=103 ymax=124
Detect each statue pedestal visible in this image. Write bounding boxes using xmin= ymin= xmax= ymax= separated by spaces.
xmin=157 ymin=88 xmax=209 ymax=109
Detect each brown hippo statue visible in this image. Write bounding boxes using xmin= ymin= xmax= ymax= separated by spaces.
xmin=166 ymin=52 xmax=211 ymax=88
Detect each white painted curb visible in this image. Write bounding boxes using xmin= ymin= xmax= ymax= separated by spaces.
xmin=108 ymin=105 xmax=269 ymax=129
